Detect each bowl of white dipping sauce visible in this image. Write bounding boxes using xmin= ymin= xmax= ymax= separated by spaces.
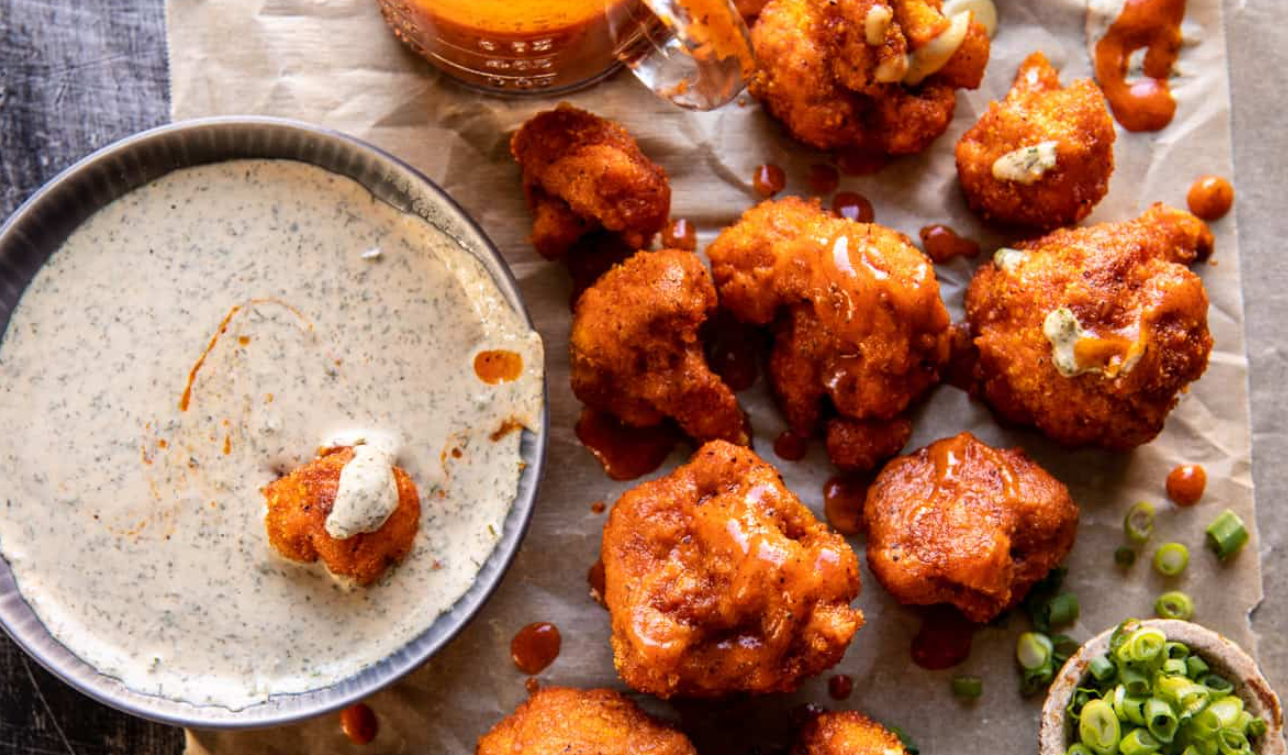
xmin=0 ymin=117 xmax=548 ymax=727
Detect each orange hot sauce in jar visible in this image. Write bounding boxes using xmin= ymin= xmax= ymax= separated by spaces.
xmin=376 ymin=0 xmax=654 ymax=94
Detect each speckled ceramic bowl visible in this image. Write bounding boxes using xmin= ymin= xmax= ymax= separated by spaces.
xmin=0 ymin=117 xmax=548 ymax=729
xmin=1041 ymin=619 xmax=1286 ymax=755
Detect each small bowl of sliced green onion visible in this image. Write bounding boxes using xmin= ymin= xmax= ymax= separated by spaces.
xmin=1040 ymin=619 xmax=1284 ymax=755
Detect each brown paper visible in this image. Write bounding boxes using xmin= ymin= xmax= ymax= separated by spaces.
xmin=166 ymin=0 xmax=1260 ymax=751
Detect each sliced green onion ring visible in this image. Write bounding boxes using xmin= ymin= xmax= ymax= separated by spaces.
xmin=1018 ymin=632 xmax=1054 ymax=670
xmin=1145 ymin=697 xmax=1180 ymax=743
xmin=1125 ymin=502 xmax=1156 ymax=543
xmin=1165 ymin=641 xmax=1191 ymax=660
xmin=1089 ymin=654 xmax=1116 ymax=683
xmin=951 ymin=675 xmax=982 ymax=699
xmin=1119 ymin=727 xmax=1162 ymax=755
xmin=1186 ymin=655 xmax=1210 ymax=679
xmin=1048 ymin=593 xmax=1080 ymax=628
xmin=1079 ymin=699 xmax=1122 ymax=755
xmin=1155 ymin=591 xmax=1196 ymax=621
xmin=1154 ymin=542 xmax=1190 ymax=576
xmin=1206 ymin=509 xmax=1249 ymax=561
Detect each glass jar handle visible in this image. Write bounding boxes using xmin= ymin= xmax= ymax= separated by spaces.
xmin=622 ymin=0 xmax=756 ymax=111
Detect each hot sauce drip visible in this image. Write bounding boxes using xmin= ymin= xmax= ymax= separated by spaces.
xmin=919 ymin=225 xmax=980 ymax=264
xmin=827 ymin=673 xmax=855 ymax=701
xmin=774 ymin=431 xmax=810 ymax=462
xmin=588 ymin=557 xmax=607 ymax=606
xmin=807 ymin=164 xmax=841 ymax=196
xmin=575 ymin=408 xmax=679 ymax=481
xmin=1187 ymin=175 xmax=1234 ymax=221
xmin=1166 ymin=464 xmax=1206 ymax=506
xmin=511 ymin=622 xmax=562 ymax=675
xmin=832 ymin=192 xmax=875 ymax=223
xmin=753 ymin=163 xmax=787 ymax=197
xmin=663 ymin=218 xmax=699 ymax=251
xmin=823 ymin=475 xmax=867 ymax=536
xmin=179 ymin=305 xmax=242 ymax=411
xmin=339 ymin=703 xmax=379 ymax=745
xmin=590 ymin=500 xmax=607 ymax=514
xmin=910 ymin=604 xmax=977 ymax=670
xmin=1093 ymin=0 xmax=1187 ymax=132
xmin=474 ymin=350 xmax=523 ymax=384
xmin=705 ymin=311 xmax=763 ymax=391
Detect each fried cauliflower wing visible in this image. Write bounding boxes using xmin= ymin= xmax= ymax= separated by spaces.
xmin=956 ymin=52 xmax=1116 ymax=230
xmin=263 ymin=447 xmax=420 ymax=585
xmin=751 ymin=0 xmax=990 ymax=157
xmin=964 ymin=204 xmax=1214 ymax=449
xmin=602 ymin=440 xmax=862 ymax=698
xmin=708 ymin=197 xmax=951 ymax=471
xmin=476 ymin=687 xmax=697 ymax=755
xmin=571 ymin=249 xmax=749 ymax=446
xmin=793 ymin=711 xmax=908 ymax=755
xmin=511 ymin=104 xmax=670 ymax=259
xmin=864 ymin=432 xmax=1079 ymax=623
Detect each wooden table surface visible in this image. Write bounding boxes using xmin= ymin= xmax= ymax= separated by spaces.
xmin=1 ymin=1 xmax=1285 ymax=753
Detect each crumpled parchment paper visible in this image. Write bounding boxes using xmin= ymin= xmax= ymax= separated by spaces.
xmin=166 ymin=0 xmax=1260 ymax=751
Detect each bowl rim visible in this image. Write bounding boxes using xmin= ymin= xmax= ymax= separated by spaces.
xmin=0 ymin=115 xmax=550 ymax=729
xmin=1040 ymin=618 xmax=1285 ymax=755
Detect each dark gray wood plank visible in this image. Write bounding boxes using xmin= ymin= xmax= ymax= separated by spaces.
xmin=0 ymin=1 xmax=179 ymax=753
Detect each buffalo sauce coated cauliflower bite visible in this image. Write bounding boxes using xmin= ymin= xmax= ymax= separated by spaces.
xmin=955 ymin=51 xmax=1117 ymax=230
xmin=751 ymin=0 xmax=991 ymax=157
xmin=570 ymin=249 xmax=749 ymax=446
xmin=510 ymin=104 xmax=670 ymax=260
xmin=793 ymin=711 xmax=908 ymax=755
xmin=708 ymin=197 xmax=951 ymax=472
xmin=964 ymin=204 xmax=1214 ymax=449
xmin=263 ymin=446 xmax=421 ymax=586
xmin=475 ymin=687 xmax=697 ymax=755
xmin=864 ymin=432 xmax=1079 ymax=623
xmin=601 ymin=440 xmax=862 ymax=698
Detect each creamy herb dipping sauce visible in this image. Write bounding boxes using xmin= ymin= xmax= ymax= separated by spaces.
xmin=0 ymin=160 xmax=543 ymax=709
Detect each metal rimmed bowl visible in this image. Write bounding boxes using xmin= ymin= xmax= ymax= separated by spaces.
xmin=0 ymin=117 xmax=548 ymax=729
xmin=1041 ymin=619 xmax=1285 ymax=754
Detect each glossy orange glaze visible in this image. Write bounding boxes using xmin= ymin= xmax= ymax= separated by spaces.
xmin=823 ymin=475 xmax=867 ymax=536
xmin=524 ymin=676 xmax=541 ymax=694
xmin=575 ymin=408 xmax=679 ymax=481
xmin=474 ymin=349 xmax=524 ymax=384
xmin=919 ymin=224 xmax=980 ymax=264
xmin=705 ymin=311 xmax=762 ymax=391
xmin=911 ymin=605 xmax=976 ymax=670
xmin=928 ymin=432 xmax=1019 ymax=502
xmin=807 ymin=164 xmax=841 ymax=195
xmin=340 ymin=703 xmax=379 ymax=745
xmin=774 ymin=430 xmax=810 ymax=461
xmin=663 ymin=218 xmax=699 ymax=251
xmin=1187 ymin=175 xmax=1234 ymax=221
xmin=511 ymin=622 xmax=562 ymax=674
xmin=222 ymin=435 xmax=231 ymax=456
xmin=827 ymin=673 xmax=854 ymax=701
xmin=832 ymin=191 xmax=874 ymax=223
xmin=753 ymin=163 xmax=787 ymax=197
xmin=1093 ymin=0 xmax=1186 ymax=132
xmin=1166 ymin=463 xmax=1206 ymax=506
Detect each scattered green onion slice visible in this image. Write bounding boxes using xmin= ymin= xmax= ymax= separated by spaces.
xmin=951 ymin=675 xmax=982 ymax=699
xmin=1125 ymin=501 xmax=1156 ymax=544
xmin=1119 ymin=727 xmax=1161 ymax=755
xmin=1145 ymin=697 xmax=1180 ymax=743
xmin=1115 ymin=546 xmax=1138 ymax=568
xmin=1089 ymin=655 xmax=1116 ymax=683
xmin=1079 ymin=699 xmax=1122 ymax=755
xmin=1203 ymin=674 xmax=1235 ymax=697
xmin=1153 ymin=542 xmax=1190 ymax=576
xmin=1051 ymin=634 xmax=1080 ymax=665
xmin=1048 ymin=593 xmax=1081 ymax=628
xmin=1166 ymin=641 xmax=1190 ymax=659
xmin=1186 ymin=655 xmax=1210 ymax=679
xmin=1116 ymin=627 xmax=1167 ymax=666
xmin=1249 ymin=717 xmax=1269 ymax=738
xmin=1155 ymin=591 xmax=1196 ymax=621
xmin=1018 ymin=631 xmax=1054 ymax=671
xmin=1206 ymin=510 xmax=1249 ymax=561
